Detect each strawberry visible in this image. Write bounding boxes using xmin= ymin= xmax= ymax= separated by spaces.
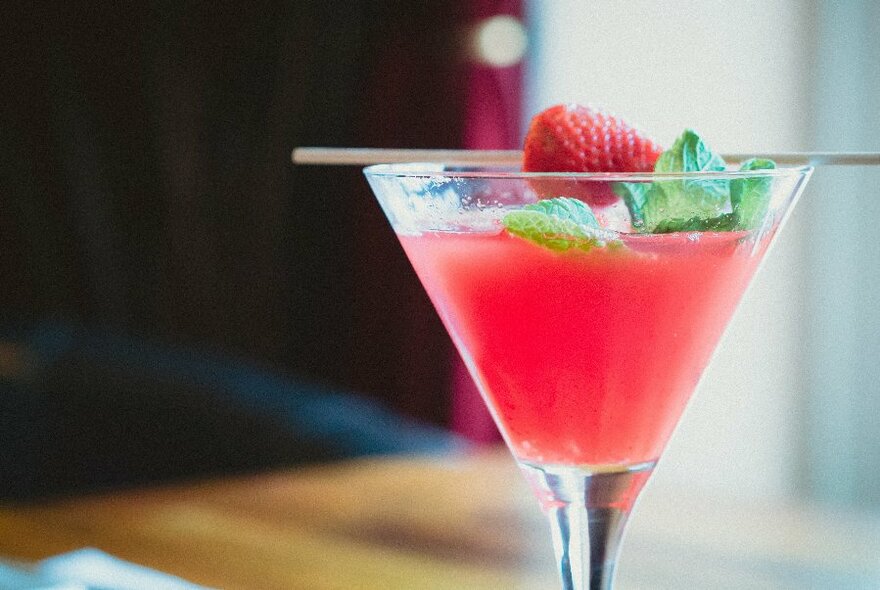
xmin=522 ymin=104 xmax=664 ymax=206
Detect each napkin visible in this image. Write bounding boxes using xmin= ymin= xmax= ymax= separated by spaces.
xmin=0 ymin=549 xmax=213 ymax=590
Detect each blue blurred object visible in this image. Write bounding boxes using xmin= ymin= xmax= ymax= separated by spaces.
xmin=0 ymin=548 xmax=209 ymax=589
xmin=0 ymin=321 xmax=465 ymax=501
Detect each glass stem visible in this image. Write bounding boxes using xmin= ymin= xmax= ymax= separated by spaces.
xmin=549 ymin=503 xmax=627 ymax=590
xmin=520 ymin=462 xmax=654 ymax=590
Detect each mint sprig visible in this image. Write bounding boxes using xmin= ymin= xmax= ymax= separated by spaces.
xmin=653 ymin=213 xmax=738 ymax=233
xmin=731 ymin=158 xmax=776 ymax=230
xmin=612 ymin=182 xmax=653 ymax=229
xmin=643 ymin=129 xmax=730 ymax=231
xmin=653 ymin=128 xmax=727 ymax=174
xmin=525 ymin=197 xmax=601 ymax=226
xmin=615 ymin=129 xmax=776 ymax=233
xmin=508 ymin=130 xmax=776 ymax=252
xmin=502 ymin=197 xmax=619 ymax=252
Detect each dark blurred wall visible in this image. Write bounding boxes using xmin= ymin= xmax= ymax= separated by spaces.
xmin=2 ymin=2 xmax=471 ymax=425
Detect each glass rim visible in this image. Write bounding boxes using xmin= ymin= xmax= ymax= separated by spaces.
xmin=363 ymin=163 xmax=814 ymax=181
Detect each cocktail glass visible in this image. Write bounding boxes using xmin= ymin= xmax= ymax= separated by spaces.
xmin=364 ymin=164 xmax=812 ymax=590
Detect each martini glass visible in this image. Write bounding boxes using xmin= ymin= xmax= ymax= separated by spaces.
xmin=364 ymin=164 xmax=812 ymax=590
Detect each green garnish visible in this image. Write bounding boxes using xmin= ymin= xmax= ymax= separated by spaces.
xmin=617 ymin=129 xmax=776 ymax=233
xmin=642 ymin=129 xmax=730 ymax=232
xmin=653 ymin=128 xmax=727 ymax=174
xmin=612 ymin=182 xmax=653 ymax=229
xmin=731 ymin=158 xmax=776 ymax=230
xmin=506 ymin=130 xmax=777 ymax=253
xmin=525 ymin=197 xmax=601 ymax=227
xmin=652 ymin=213 xmax=738 ymax=233
xmin=502 ymin=197 xmax=619 ymax=252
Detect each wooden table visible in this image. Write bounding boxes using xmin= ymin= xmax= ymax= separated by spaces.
xmin=1 ymin=449 xmax=879 ymax=589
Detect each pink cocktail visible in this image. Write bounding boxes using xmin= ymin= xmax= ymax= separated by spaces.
xmin=401 ymin=230 xmax=765 ymax=468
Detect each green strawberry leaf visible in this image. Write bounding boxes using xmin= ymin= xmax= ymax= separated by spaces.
xmin=502 ymin=197 xmax=618 ymax=252
xmin=653 ymin=212 xmax=739 ymax=234
xmin=644 ymin=129 xmax=730 ymax=232
xmin=731 ymin=158 xmax=776 ymax=230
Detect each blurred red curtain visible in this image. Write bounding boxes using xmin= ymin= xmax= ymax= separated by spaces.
xmin=456 ymin=0 xmax=524 ymax=442
xmin=4 ymin=1 xmax=523 ymax=444
xmin=351 ymin=0 xmax=523 ymax=439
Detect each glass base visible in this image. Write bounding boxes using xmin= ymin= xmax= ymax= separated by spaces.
xmin=519 ymin=460 xmax=655 ymax=590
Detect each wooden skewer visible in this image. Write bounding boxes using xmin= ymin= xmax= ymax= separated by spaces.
xmin=292 ymin=148 xmax=522 ymax=167
xmin=292 ymin=147 xmax=880 ymax=167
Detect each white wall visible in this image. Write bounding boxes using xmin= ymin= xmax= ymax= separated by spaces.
xmin=525 ymin=0 xmax=816 ymax=501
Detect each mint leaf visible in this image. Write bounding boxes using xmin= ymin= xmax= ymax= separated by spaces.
xmin=612 ymin=182 xmax=653 ymax=228
xmin=525 ymin=196 xmax=600 ymax=228
xmin=502 ymin=197 xmax=617 ymax=252
xmin=731 ymin=158 xmax=775 ymax=230
xmin=654 ymin=128 xmax=726 ymax=174
xmin=503 ymin=211 xmax=598 ymax=251
xmin=653 ymin=212 xmax=738 ymax=233
xmin=642 ymin=183 xmax=729 ymax=232
xmin=643 ymin=129 xmax=730 ymax=232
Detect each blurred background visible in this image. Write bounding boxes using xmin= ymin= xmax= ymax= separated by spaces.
xmin=528 ymin=0 xmax=880 ymax=509
xmin=2 ymin=0 xmax=878 ymax=511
